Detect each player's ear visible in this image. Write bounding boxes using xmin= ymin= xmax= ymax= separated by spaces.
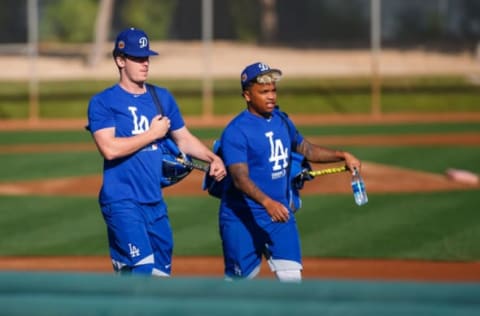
xmin=114 ymin=55 xmax=126 ymax=68
xmin=243 ymin=89 xmax=251 ymax=102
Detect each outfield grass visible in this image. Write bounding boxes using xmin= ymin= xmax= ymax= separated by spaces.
xmin=1 ymin=191 xmax=479 ymax=261
xmin=345 ymin=146 xmax=480 ymax=174
xmin=0 ymin=196 xmax=105 ymax=255
xmin=298 ymin=192 xmax=480 ymax=261
xmin=0 ymin=151 xmax=102 ymax=181
xmin=1 ymin=75 xmax=479 ymax=118
xmin=0 ymin=121 xmax=479 ymax=145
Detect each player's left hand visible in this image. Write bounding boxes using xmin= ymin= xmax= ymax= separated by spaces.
xmin=343 ymin=152 xmax=362 ymax=175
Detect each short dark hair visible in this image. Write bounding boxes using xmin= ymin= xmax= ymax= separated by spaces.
xmin=112 ymin=50 xmax=124 ymax=58
xmin=242 ymin=80 xmax=255 ymax=91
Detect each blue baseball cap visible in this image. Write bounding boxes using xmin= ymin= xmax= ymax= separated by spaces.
xmin=113 ymin=27 xmax=158 ymax=57
xmin=240 ymin=62 xmax=282 ymax=90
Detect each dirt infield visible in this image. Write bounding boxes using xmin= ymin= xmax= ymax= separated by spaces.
xmin=0 ymin=116 xmax=479 ymax=281
xmin=1 ymin=256 xmax=480 ymax=282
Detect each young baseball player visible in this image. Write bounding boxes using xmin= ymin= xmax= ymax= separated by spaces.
xmin=86 ymin=27 xmax=226 ymax=276
xmin=218 ymin=62 xmax=362 ymax=282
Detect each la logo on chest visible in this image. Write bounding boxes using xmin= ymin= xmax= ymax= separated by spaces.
xmin=265 ymin=131 xmax=289 ymax=171
xmin=128 ymin=106 xmax=149 ymax=135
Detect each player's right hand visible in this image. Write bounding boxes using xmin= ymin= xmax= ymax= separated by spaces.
xmin=264 ymin=198 xmax=290 ymax=223
xmin=149 ymin=115 xmax=170 ymax=139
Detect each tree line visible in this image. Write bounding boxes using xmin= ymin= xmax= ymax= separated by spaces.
xmin=1 ymin=0 xmax=479 ymax=51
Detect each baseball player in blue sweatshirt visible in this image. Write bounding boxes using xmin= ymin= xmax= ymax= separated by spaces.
xmin=87 ymin=27 xmax=226 ymax=276
xmin=218 ymin=62 xmax=361 ymax=282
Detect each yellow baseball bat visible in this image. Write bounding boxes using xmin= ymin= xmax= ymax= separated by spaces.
xmin=308 ymin=165 xmax=349 ymax=177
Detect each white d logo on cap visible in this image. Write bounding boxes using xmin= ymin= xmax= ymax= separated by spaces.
xmin=139 ymin=37 xmax=148 ymax=48
xmin=259 ymin=63 xmax=270 ymax=71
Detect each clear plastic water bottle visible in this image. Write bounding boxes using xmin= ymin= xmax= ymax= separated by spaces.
xmin=351 ymin=168 xmax=368 ymax=206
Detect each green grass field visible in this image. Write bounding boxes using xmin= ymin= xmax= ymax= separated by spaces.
xmin=1 ymin=190 xmax=479 ymax=261
xmin=1 ymin=75 xmax=480 ymax=118
xmin=0 ymin=122 xmax=479 ymax=260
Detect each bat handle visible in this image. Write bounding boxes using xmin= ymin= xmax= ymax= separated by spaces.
xmin=176 ymin=157 xmax=209 ymax=172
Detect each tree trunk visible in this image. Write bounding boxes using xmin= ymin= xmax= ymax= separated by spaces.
xmin=88 ymin=0 xmax=114 ymax=67
xmin=261 ymin=0 xmax=278 ymax=44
